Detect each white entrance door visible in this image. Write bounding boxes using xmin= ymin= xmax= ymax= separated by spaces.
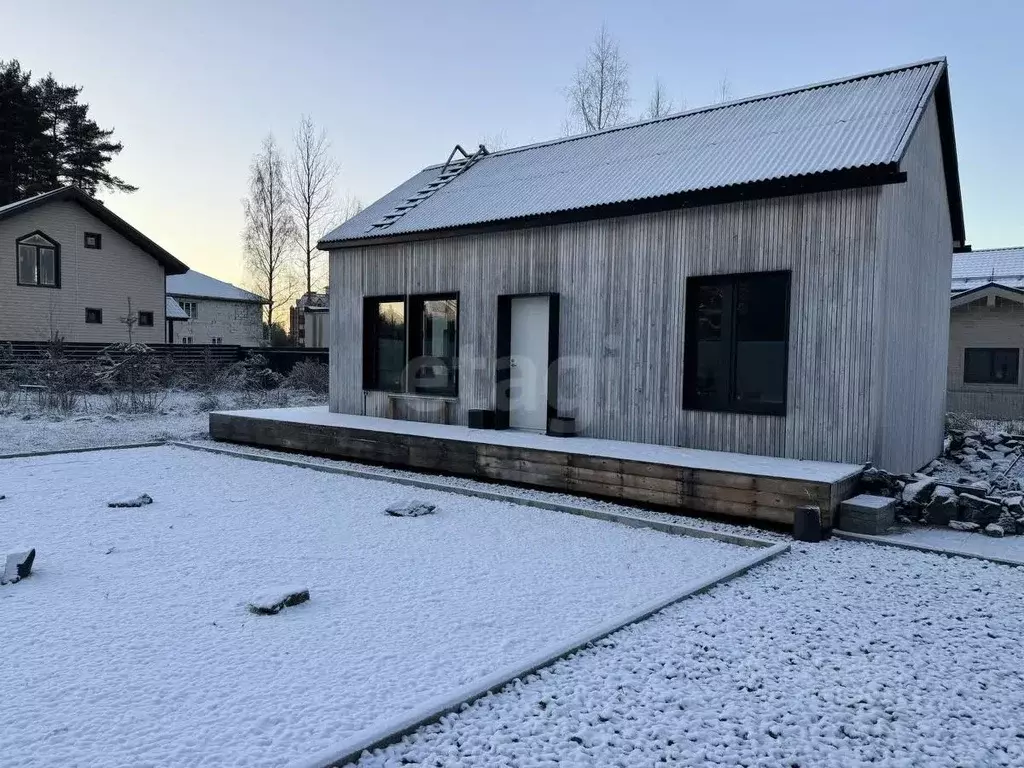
xmin=509 ymin=296 xmax=550 ymax=432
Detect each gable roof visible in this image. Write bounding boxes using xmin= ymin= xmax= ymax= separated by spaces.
xmin=0 ymin=186 xmax=188 ymax=273
xmin=166 ymin=268 xmax=266 ymax=303
xmin=952 ymin=247 xmax=1024 ymax=292
xmin=323 ymin=57 xmax=964 ymax=249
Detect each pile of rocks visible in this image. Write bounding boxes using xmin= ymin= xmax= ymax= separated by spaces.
xmin=860 ymin=465 xmax=1024 ymax=538
xmin=932 ymin=429 xmax=1024 ymax=493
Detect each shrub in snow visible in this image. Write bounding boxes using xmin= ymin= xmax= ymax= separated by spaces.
xmin=385 ymin=500 xmax=438 ymax=517
xmin=1 ymin=548 xmax=35 ymax=585
xmin=945 ymin=411 xmax=976 ymax=433
xmin=108 ymin=493 xmax=153 ymax=509
xmin=247 ymin=588 xmax=309 ymax=615
xmin=285 ymin=360 xmax=329 ymax=395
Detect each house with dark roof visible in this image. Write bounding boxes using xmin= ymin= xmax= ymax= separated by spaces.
xmin=0 ymin=186 xmax=188 ymax=344
xmin=949 ymin=247 xmax=1024 ymax=419
xmin=318 ymin=58 xmax=966 ymax=474
xmin=165 ymin=269 xmax=265 ymax=346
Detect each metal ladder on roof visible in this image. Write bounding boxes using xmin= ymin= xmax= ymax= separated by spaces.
xmin=368 ymin=143 xmax=489 ymax=232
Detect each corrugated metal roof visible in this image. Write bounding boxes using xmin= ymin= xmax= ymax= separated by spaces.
xmin=166 ymin=269 xmax=265 ymax=303
xmin=323 ymin=58 xmax=946 ymax=245
xmin=952 ymin=247 xmax=1024 ymax=291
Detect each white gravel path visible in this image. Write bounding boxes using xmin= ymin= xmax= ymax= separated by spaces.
xmin=0 ymin=445 xmax=748 ymax=768
xmin=356 ymin=539 xmax=1024 ymax=768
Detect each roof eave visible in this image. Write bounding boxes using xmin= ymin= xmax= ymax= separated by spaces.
xmin=320 ymin=164 xmax=907 ymax=250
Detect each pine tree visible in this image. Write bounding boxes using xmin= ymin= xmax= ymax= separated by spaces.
xmin=0 ymin=60 xmax=136 ymax=205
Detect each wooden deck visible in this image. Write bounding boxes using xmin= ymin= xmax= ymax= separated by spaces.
xmin=209 ymin=407 xmax=863 ymax=528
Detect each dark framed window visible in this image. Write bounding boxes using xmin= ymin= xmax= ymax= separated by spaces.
xmin=181 ymin=300 xmax=198 ymax=319
xmin=85 ymin=308 xmax=103 ymax=324
xmin=964 ymin=348 xmax=1019 ymax=385
xmin=181 ymin=336 xmax=193 ymax=345
xmin=363 ymin=296 xmax=407 ymax=391
xmin=138 ymin=311 xmax=154 ymax=327
xmin=409 ymin=294 xmax=459 ymax=396
xmin=211 ymin=336 xmax=222 ymax=345
xmin=84 ymin=232 xmax=102 ymax=249
xmin=362 ymin=293 xmax=459 ymax=395
xmin=16 ymin=231 xmax=60 ymax=288
xmin=683 ymin=270 xmax=790 ymax=416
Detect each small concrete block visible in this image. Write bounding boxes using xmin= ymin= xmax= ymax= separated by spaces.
xmin=838 ymin=494 xmax=896 ymax=535
xmin=793 ymin=504 xmax=823 ymax=543
xmin=2 ymin=548 xmax=35 ymax=584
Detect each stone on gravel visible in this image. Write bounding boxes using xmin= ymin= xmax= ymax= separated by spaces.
xmin=923 ymin=486 xmax=958 ymax=526
xmin=857 ymin=466 xmax=901 ymax=497
xmin=1005 ymin=496 xmax=1024 ymax=517
xmin=248 ymin=588 xmax=310 ymax=615
xmin=996 ymin=512 xmax=1018 ymax=535
xmin=949 ymin=520 xmax=980 ymax=532
xmin=958 ymin=493 xmax=1003 ymax=526
xmin=994 ymin=444 xmax=1015 ymax=454
xmin=108 ymin=493 xmax=153 ymax=508
xmin=385 ymin=499 xmax=437 ymax=517
xmin=984 ymin=523 xmax=1005 ymax=538
xmin=901 ymin=478 xmax=935 ymax=506
xmin=1 ymin=548 xmax=35 ymax=584
xmin=982 ymin=433 xmax=1004 ymax=446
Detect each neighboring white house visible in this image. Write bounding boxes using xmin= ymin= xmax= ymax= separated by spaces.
xmin=949 ymin=247 xmax=1024 ymax=419
xmin=0 ymin=186 xmax=188 ymax=343
xmin=165 ymin=270 xmax=265 ymax=346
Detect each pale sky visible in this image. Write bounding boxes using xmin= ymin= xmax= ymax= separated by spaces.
xmin=2 ymin=0 xmax=1022 ymax=289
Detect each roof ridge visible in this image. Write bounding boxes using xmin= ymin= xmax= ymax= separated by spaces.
xmin=960 ymin=246 xmax=1024 ymax=254
xmin=419 ymin=57 xmax=948 ymax=171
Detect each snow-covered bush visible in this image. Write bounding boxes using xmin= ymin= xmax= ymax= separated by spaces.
xmin=98 ymin=343 xmax=166 ymax=413
xmin=945 ymin=412 xmax=976 ymax=433
xmin=181 ymin=347 xmax=232 ymax=393
xmin=232 ymin=352 xmax=283 ymax=392
xmin=33 ymin=335 xmax=98 ymax=414
xmin=285 ymin=360 xmax=329 ymax=394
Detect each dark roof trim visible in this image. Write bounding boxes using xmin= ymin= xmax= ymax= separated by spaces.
xmin=0 ymin=187 xmax=188 ymax=274
xmin=167 ymin=291 xmax=267 ymax=305
xmin=323 ymin=164 xmax=907 ymax=250
xmin=932 ymin=70 xmax=966 ymax=249
xmin=950 ymin=282 xmax=1024 ymax=301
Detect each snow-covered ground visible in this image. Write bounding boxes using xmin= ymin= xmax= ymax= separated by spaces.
xmin=0 ymin=390 xmax=324 ymax=454
xmin=0 ymin=445 xmax=749 ymax=768
xmin=881 ymin=527 xmax=1024 ymax=563
xmin=357 ymin=538 xmax=1024 ymax=768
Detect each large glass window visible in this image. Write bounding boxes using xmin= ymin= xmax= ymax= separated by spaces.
xmin=410 ymin=295 xmax=459 ymax=396
xmin=16 ymin=231 xmax=60 ymax=288
xmin=363 ymin=294 xmax=459 ymax=396
xmin=964 ymin=348 xmax=1019 ymax=385
xmin=684 ymin=271 xmax=790 ymax=416
xmin=363 ymin=297 xmax=407 ymax=391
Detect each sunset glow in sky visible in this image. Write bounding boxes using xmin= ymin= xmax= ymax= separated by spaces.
xmin=2 ymin=0 xmax=1022 ymax=288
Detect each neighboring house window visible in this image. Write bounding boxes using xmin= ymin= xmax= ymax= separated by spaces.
xmin=16 ymin=231 xmax=60 ymax=288
xmin=138 ymin=311 xmax=154 ymax=327
xmin=84 ymin=232 xmax=102 ymax=249
xmin=362 ymin=294 xmax=459 ymax=395
xmin=683 ymin=271 xmax=790 ymax=416
xmin=211 ymin=337 xmax=223 ymax=345
xmin=180 ymin=300 xmax=198 ymax=319
xmin=410 ymin=295 xmax=459 ymax=396
xmin=181 ymin=336 xmax=193 ymax=345
xmin=85 ymin=308 xmax=103 ymax=324
xmin=964 ymin=348 xmax=1019 ymax=385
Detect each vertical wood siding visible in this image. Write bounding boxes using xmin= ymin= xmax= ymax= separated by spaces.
xmin=872 ymin=99 xmax=952 ymax=472
xmin=328 ymin=95 xmax=950 ymax=471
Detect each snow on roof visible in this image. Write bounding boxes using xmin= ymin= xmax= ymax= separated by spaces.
xmin=166 ymin=269 xmax=265 ymax=303
xmin=323 ymin=58 xmax=949 ymax=245
xmin=165 ymin=296 xmax=189 ymax=320
xmin=951 ymin=247 xmax=1024 ymax=292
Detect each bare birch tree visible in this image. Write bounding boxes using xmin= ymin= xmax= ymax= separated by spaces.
xmin=243 ymin=135 xmax=297 ymax=339
xmin=717 ymin=74 xmax=733 ymax=104
xmin=644 ymin=77 xmax=676 ymax=119
xmin=565 ymin=25 xmax=630 ymax=133
xmin=287 ymin=116 xmax=338 ymax=297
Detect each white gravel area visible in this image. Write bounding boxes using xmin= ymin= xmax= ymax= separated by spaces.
xmin=882 ymin=527 xmax=1024 ymax=564
xmin=356 ymin=539 xmax=1024 ymax=768
xmin=0 ymin=445 xmax=749 ymax=768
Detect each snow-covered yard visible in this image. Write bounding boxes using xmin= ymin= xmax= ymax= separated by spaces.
xmin=358 ymin=538 xmax=1024 ymax=768
xmin=0 ymin=445 xmax=750 ymax=768
xmin=0 ymin=390 xmax=324 ymax=455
